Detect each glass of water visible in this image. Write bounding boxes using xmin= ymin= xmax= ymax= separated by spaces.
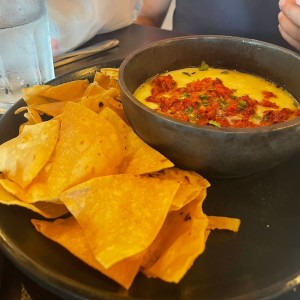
xmin=0 ymin=0 xmax=54 ymax=114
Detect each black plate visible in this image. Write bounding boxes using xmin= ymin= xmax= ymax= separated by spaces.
xmin=1 ymin=59 xmax=300 ymax=300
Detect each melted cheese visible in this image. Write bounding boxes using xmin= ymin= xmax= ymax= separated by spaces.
xmin=134 ymin=67 xmax=298 ymax=110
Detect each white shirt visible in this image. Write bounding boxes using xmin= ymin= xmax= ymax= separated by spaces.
xmin=48 ymin=0 xmax=143 ymax=55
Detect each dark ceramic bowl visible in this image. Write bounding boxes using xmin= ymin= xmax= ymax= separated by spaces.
xmin=119 ymin=35 xmax=300 ymax=178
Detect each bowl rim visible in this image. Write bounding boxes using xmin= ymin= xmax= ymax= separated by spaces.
xmin=119 ymin=35 xmax=300 ymax=134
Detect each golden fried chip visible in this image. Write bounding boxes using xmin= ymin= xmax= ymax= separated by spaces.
xmin=24 ymin=102 xmax=125 ymax=203
xmin=27 ymin=80 xmax=89 ymax=102
xmin=15 ymin=106 xmax=43 ymax=123
xmin=28 ymin=101 xmax=68 ymax=118
xmin=93 ymin=72 xmax=111 ymax=89
xmin=0 ymin=184 xmax=67 ymax=218
xmin=95 ymin=69 xmax=120 ymax=100
xmin=147 ymin=168 xmax=210 ymax=211
xmin=93 ymin=71 xmax=120 ymax=91
xmin=99 ymin=107 xmax=174 ymax=174
xmin=32 ymin=217 xmax=143 ymax=289
xmin=0 ymin=119 xmax=60 ymax=188
xmin=80 ymin=82 xmax=121 ymax=115
xmin=208 ymin=216 xmax=241 ymax=232
xmin=60 ymin=174 xmax=180 ymax=268
xmin=98 ymin=96 xmax=125 ymax=120
xmin=141 ymin=196 xmax=209 ymax=283
xmin=0 ymin=178 xmax=31 ymax=203
xmin=15 ymin=106 xmax=44 ymax=132
xmin=99 ymin=68 xmax=119 ymax=80
xmin=22 ymin=85 xmax=53 ymax=106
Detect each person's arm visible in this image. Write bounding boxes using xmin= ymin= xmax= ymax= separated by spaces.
xmin=49 ymin=0 xmax=143 ymax=55
xmin=136 ymin=0 xmax=172 ymax=27
xmin=278 ymin=0 xmax=300 ymax=51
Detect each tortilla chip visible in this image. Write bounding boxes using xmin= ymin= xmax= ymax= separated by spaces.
xmin=0 ymin=119 xmax=60 ymax=188
xmin=98 ymin=68 xmax=119 ymax=80
xmin=32 ymin=217 xmax=143 ymax=289
xmin=99 ymin=107 xmax=174 ymax=174
xmin=24 ymin=102 xmax=125 ymax=202
xmin=28 ymin=101 xmax=68 ymax=118
xmin=60 ymin=174 xmax=180 ymax=268
xmin=0 ymin=184 xmax=67 ymax=218
xmin=0 ymin=178 xmax=31 ymax=203
xmin=80 ymin=82 xmax=121 ymax=115
xmin=14 ymin=106 xmax=44 ymax=133
xmin=141 ymin=196 xmax=209 ymax=283
xmin=0 ymin=182 xmax=23 ymax=203
xmin=97 ymin=97 xmax=125 ymax=121
xmin=208 ymin=216 xmax=241 ymax=232
xmin=21 ymin=85 xmax=53 ymax=106
xmin=147 ymin=168 xmax=210 ymax=211
xmin=93 ymin=72 xmax=112 ymax=89
xmin=25 ymin=80 xmax=89 ymax=102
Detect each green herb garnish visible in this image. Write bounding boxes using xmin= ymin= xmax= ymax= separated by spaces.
xmin=199 ymin=61 xmax=209 ymax=71
xmin=199 ymin=95 xmax=209 ymax=100
xmin=250 ymin=114 xmax=262 ymax=124
xmin=182 ymin=71 xmax=191 ymax=76
xmin=181 ymin=92 xmax=190 ymax=99
xmin=208 ymin=120 xmax=221 ymax=127
xmin=219 ymin=99 xmax=228 ymax=108
xmin=184 ymin=106 xmax=194 ymax=114
xmin=200 ymin=99 xmax=210 ymax=106
xmin=237 ymin=100 xmax=247 ymax=110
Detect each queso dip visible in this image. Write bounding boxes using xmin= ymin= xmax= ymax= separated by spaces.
xmin=134 ymin=65 xmax=300 ymax=128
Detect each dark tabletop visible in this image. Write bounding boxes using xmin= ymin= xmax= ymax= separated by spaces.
xmin=54 ymin=23 xmax=186 ymax=77
xmin=0 ymin=23 xmax=300 ymax=300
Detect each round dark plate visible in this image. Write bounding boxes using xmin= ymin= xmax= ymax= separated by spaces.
xmin=1 ymin=59 xmax=300 ymax=300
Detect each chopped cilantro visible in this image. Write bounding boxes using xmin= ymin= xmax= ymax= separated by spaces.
xmin=184 ymin=106 xmax=194 ymax=114
xmin=200 ymin=99 xmax=209 ymax=106
xmin=219 ymin=99 xmax=228 ymax=108
xmin=182 ymin=71 xmax=191 ymax=76
xmin=237 ymin=100 xmax=247 ymax=110
xmin=293 ymin=100 xmax=299 ymax=108
xmin=208 ymin=120 xmax=221 ymax=127
xmin=179 ymin=92 xmax=190 ymax=99
xmin=250 ymin=114 xmax=262 ymax=124
xmin=199 ymin=95 xmax=209 ymax=100
xmin=199 ymin=61 xmax=209 ymax=71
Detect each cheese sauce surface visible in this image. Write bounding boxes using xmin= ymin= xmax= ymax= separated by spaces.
xmin=134 ymin=66 xmax=300 ymax=128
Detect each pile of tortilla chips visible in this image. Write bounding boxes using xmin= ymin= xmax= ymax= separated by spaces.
xmin=0 ymin=68 xmax=240 ymax=289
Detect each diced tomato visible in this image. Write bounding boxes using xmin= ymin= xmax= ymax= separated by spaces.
xmin=146 ymin=74 xmax=300 ymax=128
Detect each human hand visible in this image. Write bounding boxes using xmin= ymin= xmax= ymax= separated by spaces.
xmin=51 ymin=38 xmax=60 ymax=57
xmin=278 ymin=0 xmax=300 ymax=51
